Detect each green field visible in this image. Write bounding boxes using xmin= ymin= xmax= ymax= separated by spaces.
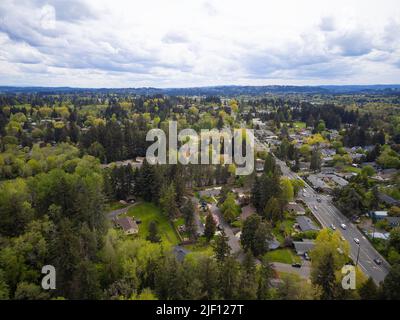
xmin=126 ymin=202 xmax=179 ymax=247
xmin=264 ymin=248 xmax=301 ymax=264
xmin=293 ymin=121 xmax=306 ymax=129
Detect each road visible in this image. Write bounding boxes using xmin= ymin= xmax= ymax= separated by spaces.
xmin=274 ymin=156 xmax=390 ymax=283
xmin=255 ymin=133 xmax=390 ymax=283
xmin=209 ymin=203 xmax=242 ymax=255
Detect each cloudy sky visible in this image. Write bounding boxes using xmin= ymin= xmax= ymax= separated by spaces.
xmin=0 ymin=0 xmax=399 ymax=87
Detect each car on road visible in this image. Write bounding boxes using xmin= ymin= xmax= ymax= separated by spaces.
xmin=330 ymin=224 xmax=336 ymax=230
xmin=374 ymin=258 xmax=382 ymax=265
xmin=317 ymin=198 xmax=321 ymax=203
xmin=304 ymin=252 xmax=310 ymax=261
xmin=291 ymin=263 xmax=302 ymax=268
xmin=313 ymin=205 xmax=317 ymax=210
xmin=353 ymin=238 xmax=360 ymax=244
xmin=341 ymin=223 xmax=347 ymax=230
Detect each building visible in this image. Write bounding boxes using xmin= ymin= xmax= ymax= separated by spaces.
xmin=285 ymin=202 xmax=306 ymax=215
xmin=115 ymin=216 xmax=139 ymax=235
xmin=369 ymin=211 xmax=388 ymax=221
xmin=378 ymin=193 xmax=400 ymax=206
xmin=240 ymin=204 xmax=256 ymax=221
xmin=296 ymin=216 xmax=320 ymax=232
xmin=385 ymin=217 xmax=400 ymax=227
xmin=199 ymin=187 xmax=221 ymax=198
xmin=293 ymin=240 xmax=315 ymax=255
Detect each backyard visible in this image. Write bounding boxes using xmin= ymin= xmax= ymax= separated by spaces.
xmin=125 ymin=202 xmax=180 ymax=247
xmin=264 ymin=248 xmax=301 ymax=264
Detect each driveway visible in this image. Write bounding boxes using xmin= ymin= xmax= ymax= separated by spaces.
xmin=272 ymin=261 xmax=311 ymax=279
xmin=191 ymin=196 xmax=205 ymax=235
xmin=106 ymin=203 xmax=137 ymax=220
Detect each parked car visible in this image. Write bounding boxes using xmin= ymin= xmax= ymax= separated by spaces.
xmin=330 ymin=224 xmax=336 ymax=230
xmin=374 ymin=258 xmax=382 ymax=265
xmin=304 ymin=252 xmax=310 ymax=261
xmin=353 ymin=238 xmax=360 ymax=244
xmin=317 ymin=198 xmax=321 ymax=203
xmin=341 ymin=223 xmax=347 ymax=230
xmin=292 ymin=263 xmax=302 ymax=268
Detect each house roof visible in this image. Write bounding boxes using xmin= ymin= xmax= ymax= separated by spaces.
xmin=285 ymin=202 xmax=305 ymax=214
xmin=385 ymin=217 xmax=400 ymax=226
xmin=240 ymin=204 xmax=256 ymax=221
xmin=296 ymin=216 xmax=320 ymax=232
xmin=293 ymin=240 xmax=315 ymax=255
xmin=115 ymin=216 xmax=138 ymax=232
xmin=378 ymin=193 xmax=400 ymax=206
xmin=267 ymin=238 xmax=281 ymax=250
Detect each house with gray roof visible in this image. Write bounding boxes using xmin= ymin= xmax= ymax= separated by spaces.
xmin=293 ymin=240 xmax=315 ymax=255
xmin=296 ymin=216 xmax=320 ymax=232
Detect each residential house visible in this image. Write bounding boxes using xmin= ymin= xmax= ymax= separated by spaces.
xmin=115 ymin=216 xmax=139 ymax=235
xmin=369 ymin=211 xmax=388 ymax=221
xmin=296 ymin=216 xmax=320 ymax=232
xmin=293 ymin=240 xmax=315 ymax=255
xmin=285 ymin=202 xmax=306 ymax=215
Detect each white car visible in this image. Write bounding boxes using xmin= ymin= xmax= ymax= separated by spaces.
xmin=354 ymin=238 xmax=360 ymax=244
xmin=314 ymin=205 xmax=317 ymax=210
xmin=330 ymin=224 xmax=336 ymax=230
xmin=341 ymin=236 xmax=346 ymax=241
xmin=341 ymin=223 xmax=347 ymax=230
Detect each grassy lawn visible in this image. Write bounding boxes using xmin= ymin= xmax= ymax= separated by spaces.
xmin=185 ymin=240 xmax=214 ymax=256
xmin=293 ymin=121 xmax=306 ymax=129
xmin=344 ymin=165 xmax=362 ymax=174
xmin=264 ymin=248 xmax=301 ymax=264
xmin=125 ymin=202 xmax=179 ymax=247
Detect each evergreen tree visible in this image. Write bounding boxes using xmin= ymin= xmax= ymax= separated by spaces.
xmin=204 ymin=212 xmax=216 ymax=242
xmin=311 ymin=251 xmax=336 ymax=300
xmin=213 ymin=231 xmax=231 ymax=262
xmin=358 ymin=277 xmax=379 ymax=300
xmin=147 ymin=221 xmax=161 ymax=243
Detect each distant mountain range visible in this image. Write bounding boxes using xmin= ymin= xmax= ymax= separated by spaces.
xmin=1 ymin=85 xmax=400 ymax=96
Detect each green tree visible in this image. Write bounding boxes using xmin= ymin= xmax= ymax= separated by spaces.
xmin=159 ymin=183 xmax=178 ymax=220
xmin=381 ymin=263 xmax=400 ymax=300
xmin=147 ymin=221 xmax=161 ymax=243
xmin=204 ymin=212 xmax=216 ymax=242
xmin=220 ymin=193 xmax=240 ymax=223
xmin=213 ymin=231 xmax=231 ymax=262
xmin=358 ymin=277 xmax=379 ymax=300
xmin=14 ymin=282 xmax=50 ymax=300
xmin=310 ymin=148 xmax=322 ymax=171
xmin=257 ymin=257 xmax=273 ymax=299
xmin=241 ymin=215 xmax=271 ymax=256
xmin=311 ymin=251 xmax=336 ymax=300
xmin=182 ymin=200 xmax=197 ymax=240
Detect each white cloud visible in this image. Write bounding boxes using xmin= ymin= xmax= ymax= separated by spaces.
xmin=0 ymin=0 xmax=399 ymax=87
